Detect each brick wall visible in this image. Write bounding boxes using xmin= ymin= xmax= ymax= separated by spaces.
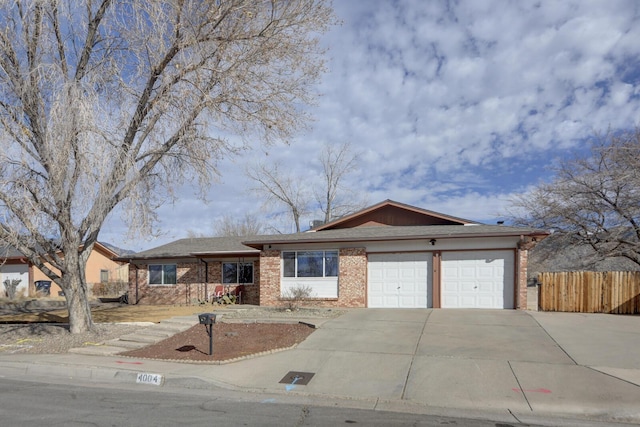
xmin=517 ymin=248 xmax=528 ymax=310
xmin=336 ymin=247 xmax=367 ymax=307
xmin=258 ymin=250 xmax=281 ymax=306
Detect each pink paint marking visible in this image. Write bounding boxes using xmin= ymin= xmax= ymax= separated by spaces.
xmin=116 ymin=360 xmax=144 ymax=365
xmin=512 ymin=388 xmax=552 ymax=394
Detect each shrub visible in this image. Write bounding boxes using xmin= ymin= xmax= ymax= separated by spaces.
xmin=279 ymin=285 xmax=313 ymax=311
xmin=92 ymin=281 xmax=128 ymax=297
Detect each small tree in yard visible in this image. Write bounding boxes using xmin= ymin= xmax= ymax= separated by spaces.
xmin=0 ymin=1 xmax=335 ymax=333
xmin=507 ymin=129 xmax=640 ymax=268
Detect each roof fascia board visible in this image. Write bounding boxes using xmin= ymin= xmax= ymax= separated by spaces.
xmin=244 ymin=230 xmax=548 ymax=248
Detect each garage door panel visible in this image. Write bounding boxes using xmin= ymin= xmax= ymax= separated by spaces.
xmin=368 ymin=252 xmax=431 ymax=308
xmin=441 ymin=250 xmax=514 ymax=309
xmin=477 ymin=282 xmax=495 ymax=292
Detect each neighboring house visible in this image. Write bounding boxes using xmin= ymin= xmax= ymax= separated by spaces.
xmin=0 ymin=242 xmax=128 ymax=298
xmin=123 ymin=200 xmax=548 ymax=309
xmin=0 ymin=245 xmax=30 ymax=298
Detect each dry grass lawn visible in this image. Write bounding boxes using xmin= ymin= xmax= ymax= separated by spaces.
xmin=0 ymin=303 xmax=213 ymax=324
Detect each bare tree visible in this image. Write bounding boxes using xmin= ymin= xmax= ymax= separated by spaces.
xmin=507 ymin=129 xmax=640 ymax=267
xmin=247 ymin=141 xmax=366 ymax=232
xmin=246 ymin=162 xmax=311 ymax=232
xmin=315 ymin=141 xmax=367 ymax=223
xmin=214 ymin=213 xmax=266 ymax=237
xmin=0 ymin=1 xmax=334 ymax=332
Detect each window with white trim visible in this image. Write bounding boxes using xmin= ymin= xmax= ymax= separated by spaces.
xmin=148 ymin=264 xmax=177 ymax=285
xmin=282 ymin=251 xmax=338 ymax=278
xmin=222 ymin=262 xmax=254 ymax=284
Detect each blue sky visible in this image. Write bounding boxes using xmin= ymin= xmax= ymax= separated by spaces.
xmin=102 ymin=0 xmax=640 ymax=251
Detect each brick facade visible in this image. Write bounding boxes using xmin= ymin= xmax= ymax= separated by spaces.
xmin=128 ymin=247 xmax=530 ymax=310
xmin=129 ymin=262 xmax=204 ymax=305
xmin=128 ymin=260 xmax=260 ymax=305
xmin=257 ymin=248 xmax=368 ymax=308
xmin=516 ymin=237 xmax=538 ymax=310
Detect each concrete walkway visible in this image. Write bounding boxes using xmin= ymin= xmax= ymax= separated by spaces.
xmin=1 ymin=308 xmax=639 ymax=425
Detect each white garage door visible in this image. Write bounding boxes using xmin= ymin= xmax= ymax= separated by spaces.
xmin=368 ymin=252 xmax=431 ymax=308
xmin=441 ymin=250 xmax=514 ymax=309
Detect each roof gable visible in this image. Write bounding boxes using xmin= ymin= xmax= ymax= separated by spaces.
xmin=313 ymin=200 xmax=476 ymax=231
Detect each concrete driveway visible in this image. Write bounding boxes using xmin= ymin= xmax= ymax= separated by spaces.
xmin=230 ymin=308 xmax=640 ymax=422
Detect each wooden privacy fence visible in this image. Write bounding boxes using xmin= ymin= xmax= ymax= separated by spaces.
xmin=538 ymin=271 xmax=640 ymax=314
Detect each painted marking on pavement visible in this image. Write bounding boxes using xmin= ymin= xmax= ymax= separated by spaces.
xmin=285 ymin=375 xmax=301 ymax=391
xmin=512 ymin=388 xmax=552 ymax=394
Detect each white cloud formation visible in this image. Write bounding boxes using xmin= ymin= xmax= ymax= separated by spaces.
xmin=103 ymin=0 xmax=640 ymax=251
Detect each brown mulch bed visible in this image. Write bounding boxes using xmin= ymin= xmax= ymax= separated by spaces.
xmin=120 ymin=322 xmax=316 ymax=362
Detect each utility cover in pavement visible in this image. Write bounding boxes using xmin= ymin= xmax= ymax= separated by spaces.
xmin=279 ymin=371 xmax=315 ymax=385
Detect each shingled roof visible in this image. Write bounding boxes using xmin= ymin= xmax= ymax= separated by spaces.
xmin=122 ymin=236 xmax=260 ymax=260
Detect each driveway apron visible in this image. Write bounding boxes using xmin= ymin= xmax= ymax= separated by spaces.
xmin=195 ymin=308 xmax=640 ymax=420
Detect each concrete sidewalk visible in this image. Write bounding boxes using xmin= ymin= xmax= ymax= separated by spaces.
xmin=1 ymin=309 xmax=639 ymax=425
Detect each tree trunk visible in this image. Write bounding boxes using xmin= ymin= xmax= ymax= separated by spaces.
xmin=61 ymin=271 xmax=94 ymax=334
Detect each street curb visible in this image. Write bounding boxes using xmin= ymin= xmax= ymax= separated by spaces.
xmin=1 ymin=358 xmax=639 ymax=426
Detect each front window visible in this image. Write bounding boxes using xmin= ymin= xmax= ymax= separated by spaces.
xmin=282 ymin=251 xmax=338 ymax=278
xmin=100 ymin=269 xmax=109 ymax=284
xmin=148 ymin=264 xmax=177 ymax=285
xmin=222 ymin=262 xmax=254 ymax=284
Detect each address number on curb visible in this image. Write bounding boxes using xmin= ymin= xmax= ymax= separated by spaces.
xmin=136 ymin=373 xmax=164 ymax=386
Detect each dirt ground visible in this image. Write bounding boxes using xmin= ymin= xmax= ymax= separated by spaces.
xmin=121 ymin=322 xmax=316 ymax=362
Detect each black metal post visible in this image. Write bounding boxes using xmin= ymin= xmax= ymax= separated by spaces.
xmin=208 ymin=324 xmax=213 ymax=356
xmin=199 ymin=313 xmax=216 ymax=356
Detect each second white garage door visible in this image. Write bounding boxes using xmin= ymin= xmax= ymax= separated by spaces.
xmin=368 ymin=252 xmax=431 ymax=308
xmin=441 ymin=250 xmax=514 ymax=309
